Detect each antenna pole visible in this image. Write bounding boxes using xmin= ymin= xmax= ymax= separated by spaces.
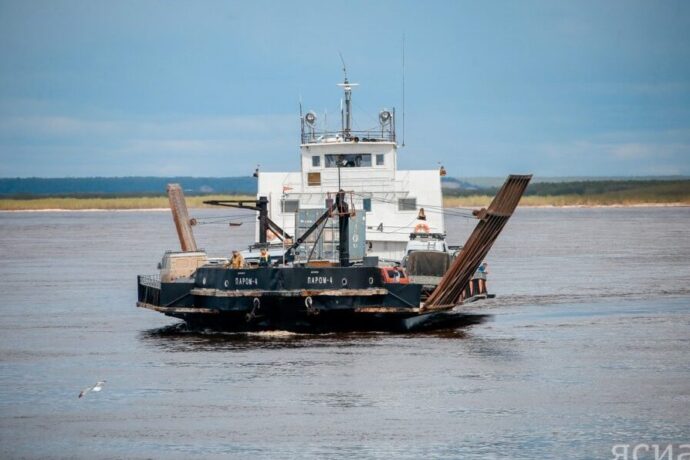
xmin=402 ymin=33 xmax=406 ymax=147
xmin=299 ymin=95 xmax=304 ymax=141
xmin=337 ymin=53 xmax=356 ymax=140
xmin=339 ymin=51 xmax=348 ymax=81
xmin=343 ymin=82 xmax=352 ymax=138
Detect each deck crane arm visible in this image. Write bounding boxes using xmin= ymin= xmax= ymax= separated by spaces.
xmin=203 ymin=196 xmax=292 ymax=244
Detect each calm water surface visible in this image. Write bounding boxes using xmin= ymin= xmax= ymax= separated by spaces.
xmin=0 ymin=207 xmax=689 ymax=459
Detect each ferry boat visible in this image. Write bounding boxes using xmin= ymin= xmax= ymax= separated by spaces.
xmin=135 ymin=72 xmax=532 ymax=332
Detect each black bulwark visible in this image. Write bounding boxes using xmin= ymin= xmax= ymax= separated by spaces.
xmin=196 ymin=266 xmax=382 ymax=291
xmin=136 ymin=264 xmax=491 ymax=332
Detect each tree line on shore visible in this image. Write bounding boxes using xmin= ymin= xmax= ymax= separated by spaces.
xmin=444 ymin=179 xmax=690 ymax=200
xmin=0 ymin=176 xmax=256 ymax=198
xmin=0 ymin=176 xmax=688 ymax=201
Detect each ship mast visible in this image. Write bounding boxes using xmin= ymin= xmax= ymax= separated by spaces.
xmin=337 ymin=54 xmax=358 ymax=140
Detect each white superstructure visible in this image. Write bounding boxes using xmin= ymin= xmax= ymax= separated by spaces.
xmin=257 ymin=76 xmax=444 ymax=261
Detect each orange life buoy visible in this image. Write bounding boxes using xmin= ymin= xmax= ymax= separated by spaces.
xmin=379 ymin=267 xmax=410 ymax=284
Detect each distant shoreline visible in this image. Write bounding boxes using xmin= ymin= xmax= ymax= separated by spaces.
xmin=2 ymin=178 xmax=687 ymax=210
xmin=1 ymin=201 xmax=688 ymax=212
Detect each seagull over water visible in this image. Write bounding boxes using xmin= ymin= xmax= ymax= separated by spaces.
xmin=78 ymin=380 xmax=106 ymax=399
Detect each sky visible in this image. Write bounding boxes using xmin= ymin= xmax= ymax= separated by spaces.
xmin=0 ymin=0 xmax=689 ymax=178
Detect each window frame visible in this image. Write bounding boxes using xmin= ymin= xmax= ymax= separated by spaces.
xmin=281 ymin=199 xmax=300 ymax=213
xmin=398 ymin=197 xmax=417 ymax=211
xmin=325 ymin=153 xmax=373 ymax=168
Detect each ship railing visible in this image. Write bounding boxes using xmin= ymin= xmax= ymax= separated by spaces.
xmin=139 ymin=274 xmax=161 ymax=289
xmin=301 ymin=129 xmax=395 ymax=144
xmin=138 ymin=274 xmax=161 ymax=306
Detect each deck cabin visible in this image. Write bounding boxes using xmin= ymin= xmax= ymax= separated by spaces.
xmin=257 ymin=78 xmax=444 ymax=262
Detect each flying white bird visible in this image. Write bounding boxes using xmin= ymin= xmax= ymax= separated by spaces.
xmin=78 ymin=380 xmax=106 ymax=399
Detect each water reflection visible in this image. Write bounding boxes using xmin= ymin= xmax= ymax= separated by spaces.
xmin=139 ymin=319 xmax=484 ymax=352
xmin=304 ymin=390 xmax=376 ymax=408
xmin=140 ymin=323 xmax=389 ymax=352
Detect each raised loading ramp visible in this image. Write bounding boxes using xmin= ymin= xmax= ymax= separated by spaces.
xmin=423 ymin=174 xmax=532 ymax=310
xmin=167 ymin=183 xmax=198 ymax=252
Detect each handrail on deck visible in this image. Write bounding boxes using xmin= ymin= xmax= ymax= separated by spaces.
xmin=301 ymin=129 xmax=396 ymax=144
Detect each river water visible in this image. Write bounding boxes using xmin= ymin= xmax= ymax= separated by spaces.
xmin=0 ymin=207 xmax=689 ymax=459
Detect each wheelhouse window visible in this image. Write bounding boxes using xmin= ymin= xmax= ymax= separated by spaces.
xmin=363 ymin=198 xmax=372 ymax=212
xmin=376 ymin=154 xmax=385 ymax=166
xmin=307 ymin=172 xmax=321 ymax=186
xmin=281 ymin=199 xmax=299 ymax=213
xmin=325 ymin=154 xmax=372 ymax=168
xmin=398 ymin=198 xmax=416 ymax=211
xmin=311 ymin=155 xmax=320 ymax=167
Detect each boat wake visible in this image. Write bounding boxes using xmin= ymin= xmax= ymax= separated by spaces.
xmin=467 ymin=287 xmax=690 ymax=310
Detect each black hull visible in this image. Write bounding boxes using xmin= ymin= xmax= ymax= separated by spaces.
xmin=147 ymin=305 xmax=488 ymax=333
xmin=137 ymin=266 xmax=487 ymax=333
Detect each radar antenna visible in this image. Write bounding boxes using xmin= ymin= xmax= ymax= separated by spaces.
xmin=338 ymin=51 xmax=348 ymax=81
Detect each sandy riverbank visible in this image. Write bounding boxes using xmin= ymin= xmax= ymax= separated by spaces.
xmin=1 ymin=190 xmax=689 ymax=211
xmin=0 ymin=195 xmax=254 ymax=211
xmin=2 ymin=202 xmax=689 ymax=212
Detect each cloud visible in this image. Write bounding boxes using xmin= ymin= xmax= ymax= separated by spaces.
xmin=0 ymin=116 xmax=123 ymax=137
xmin=529 ymin=136 xmax=690 ymax=176
xmin=0 ymin=114 xmax=297 ymax=176
xmin=1 ymin=114 xmax=689 ymax=177
xmin=0 ymin=114 xmax=295 ymax=139
xmin=611 ymin=143 xmax=668 ymax=159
